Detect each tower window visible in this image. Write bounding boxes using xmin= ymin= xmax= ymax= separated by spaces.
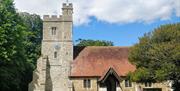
xmin=51 ymin=27 xmax=57 ymax=35
xmin=145 ymin=82 xmax=152 ymax=87
xmin=125 ymin=80 xmax=132 ymax=87
xmin=83 ymin=79 xmax=91 ymax=88
xmin=54 ymin=52 xmax=57 ymax=58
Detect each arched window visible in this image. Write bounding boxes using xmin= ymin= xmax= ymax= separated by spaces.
xmin=145 ymin=82 xmax=152 ymax=87
xmin=83 ymin=79 xmax=91 ymax=88
xmin=51 ymin=27 xmax=57 ymax=35
xmin=125 ymin=80 xmax=132 ymax=87
xmin=54 ymin=52 xmax=57 ymax=58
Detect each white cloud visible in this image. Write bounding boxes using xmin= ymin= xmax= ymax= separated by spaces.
xmin=14 ymin=0 xmax=180 ymax=26
xmin=174 ymin=0 xmax=180 ymax=17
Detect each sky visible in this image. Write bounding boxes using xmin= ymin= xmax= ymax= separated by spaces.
xmin=14 ymin=0 xmax=180 ymax=46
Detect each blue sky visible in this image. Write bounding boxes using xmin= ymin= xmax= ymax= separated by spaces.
xmin=14 ymin=0 xmax=180 ymax=46
xmin=74 ymin=16 xmax=180 ymax=46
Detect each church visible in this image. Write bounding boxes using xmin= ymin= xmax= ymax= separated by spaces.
xmin=28 ymin=2 xmax=173 ymax=91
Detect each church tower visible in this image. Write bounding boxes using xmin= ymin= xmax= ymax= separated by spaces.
xmin=29 ymin=3 xmax=73 ymax=91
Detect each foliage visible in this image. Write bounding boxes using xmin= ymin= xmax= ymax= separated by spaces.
xmin=76 ymin=39 xmax=114 ymax=46
xmin=0 ymin=0 xmax=42 ymax=90
xmin=128 ymin=23 xmax=180 ymax=90
xmin=19 ymin=12 xmax=42 ymax=67
xmin=0 ymin=0 xmax=27 ymax=90
xmin=19 ymin=12 xmax=42 ymax=91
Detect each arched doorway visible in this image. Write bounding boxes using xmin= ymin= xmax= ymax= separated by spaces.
xmin=105 ymin=74 xmax=118 ymax=91
xmin=99 ymin=68 xmax=121 ymax=91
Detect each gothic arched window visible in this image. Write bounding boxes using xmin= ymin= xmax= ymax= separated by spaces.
xmin=54 ymin=52 xmax=57 ymax=58
xmin=51 ymin=27 xmax=57 ymax=35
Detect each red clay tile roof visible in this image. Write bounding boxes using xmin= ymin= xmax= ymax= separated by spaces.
xmin=70 ymin=46 xmax=136 ymax=77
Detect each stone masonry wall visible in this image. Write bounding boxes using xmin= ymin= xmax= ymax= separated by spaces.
xmin=71 ymin=78 xmax=172 ymax=91
xmin=29 ymin=3 xmax=73 ymax=91
xmin=71 ymin=78 xmax=98 ymax=91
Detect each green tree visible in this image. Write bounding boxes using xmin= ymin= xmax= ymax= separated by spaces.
xmin=19 ymin=12 xmax=42 ymax=91
xmin=19 ymin=12 xmax=42 ymax=66
xmin=0 ymin=0 xmax=27 ymax=90
xmin=76 ymin=39 xmax=114 ymax=46
xmin=128 ymin=23 xmax=180 ymax=90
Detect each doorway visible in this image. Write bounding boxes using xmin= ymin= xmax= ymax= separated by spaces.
xmin=143 ymin=88 xmax=162 ymax=91
xmin=105 ymin=74 xmax=118 ymax=91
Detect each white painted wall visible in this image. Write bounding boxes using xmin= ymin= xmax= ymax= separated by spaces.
xmin=99 ymin=87 xmax=122 ymax=91
xmin=99 ymin=87 xmax=106 ymax=91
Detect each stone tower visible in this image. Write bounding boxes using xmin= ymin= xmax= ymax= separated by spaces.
xmin=29 ymin=3 xmax=73 ymax=91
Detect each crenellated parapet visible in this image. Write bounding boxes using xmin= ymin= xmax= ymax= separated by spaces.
xmin=43 ymin=15 xmax=72 ymax=22
xmin=62 ymin=3 xmax=73 ymax=17
xmin=43 ymin=3 xmax=73 ymax=22
xmin=43 ymin=15 xmax=63 ymax=22
xmin=62 ymin=3 xmax=73 ymax=10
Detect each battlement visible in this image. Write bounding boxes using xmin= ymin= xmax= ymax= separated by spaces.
xmin=43 ymin=3 xmax=73 ymax=22
xmin=43 ymin=15 xmax=63 ymax=21
xmin=43 ymin=15 xmax=72 ymax=22
xmin=62 ymin=3 xmax=73 ymax=9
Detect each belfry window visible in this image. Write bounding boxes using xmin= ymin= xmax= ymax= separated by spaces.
xmin=83 ymin=79 xmax=91 ymax=88
xmin=54 ymin=52 xmax=57 ymax=58
xmin=51 ymin=27 xmax=57 ymax=35
xmin=125 ymin=80 xmax=132 ymax=87
xmin=145 ymin=82 xmax=152 ymax=87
